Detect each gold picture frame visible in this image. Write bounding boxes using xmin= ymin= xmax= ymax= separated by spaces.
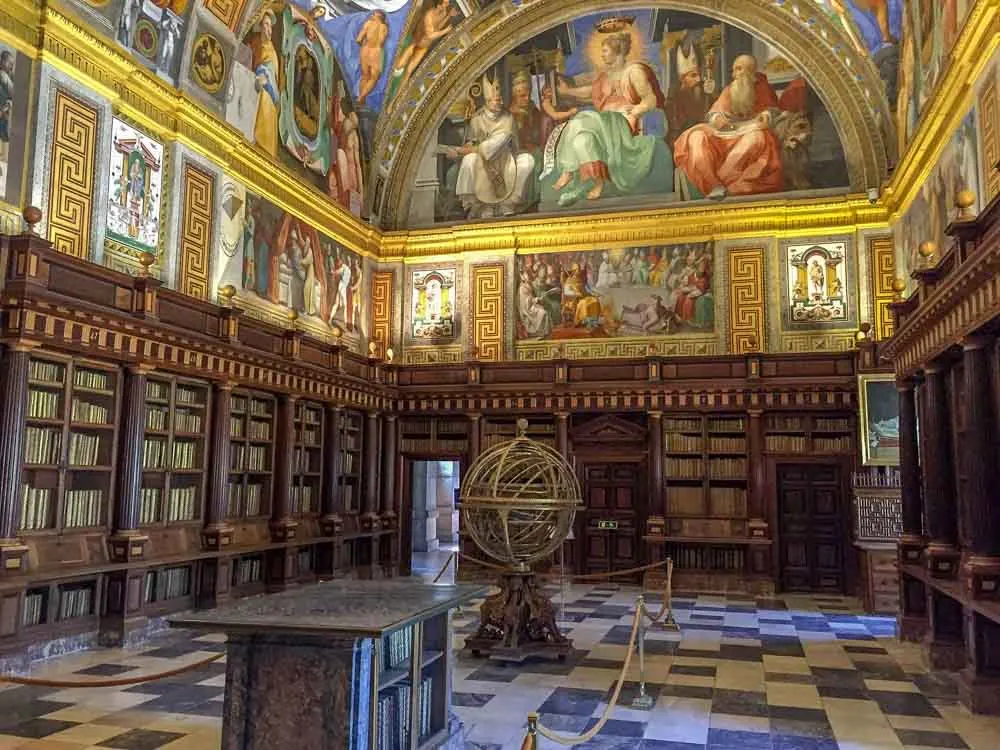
xmin=858 ymin=373 xmax=900 ymax=466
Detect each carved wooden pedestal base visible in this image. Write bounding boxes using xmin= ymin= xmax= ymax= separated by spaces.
xmin=926 ymin=543 xmax=961 ymax=578
xmin=465 ymin=571 xmax=573 ymax=664
xmin=959 ymin=669 xmax=1000 ymax=715
xmin=963 ymin=556 xmax=1000 ymax=599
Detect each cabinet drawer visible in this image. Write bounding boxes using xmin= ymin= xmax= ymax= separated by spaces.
xmin=869 ymin=553 xmax=899 ymax=574
xmin=871 ymin=572 xmax=899 ymax=594
xmin=873 ymin=593 xmax=900 ymax=614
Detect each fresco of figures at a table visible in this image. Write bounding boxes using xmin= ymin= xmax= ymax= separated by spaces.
xmin=516 ymin=243 xmax=715 ymax=341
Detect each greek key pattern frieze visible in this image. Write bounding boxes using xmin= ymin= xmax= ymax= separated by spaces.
xmin=515 ymin=336 xmax=719 ymax=361
xmin=779 ymin=331 xmax=858 ymax=353
xmin=179 ymin=164 xmax=215 ymax=299
xmin=727 ymin=247 xmax=766 ymax=354
xmin=471 ymin=263 xmax=504 ymax=361
xmin=979 ymin=74 xmax=1000 ymax=203
xmin=868 ymin=236 xmax=896 ymax=340
xmin=47 ymin=90 xmax=98 ymax=260
xmin=371 ymin=270 xmax=394 ymax=348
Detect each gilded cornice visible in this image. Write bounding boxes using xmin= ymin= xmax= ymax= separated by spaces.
xmin=884 ymin=0 xmax=1000 ymax=221
xmin=373 ymin=0 xmax=894 ymax=230
xmin=384 ymin=195 xmax=889 ymax=257
xmin=3 ymin=0 xmax=380 ymax=258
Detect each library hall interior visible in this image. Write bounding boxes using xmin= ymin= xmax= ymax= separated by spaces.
xmin=4 ymin=0 xmax=1000 ymax=749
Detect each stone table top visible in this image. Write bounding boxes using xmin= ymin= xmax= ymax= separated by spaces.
xmin=169 ymin=579 xmax=488 ymax=638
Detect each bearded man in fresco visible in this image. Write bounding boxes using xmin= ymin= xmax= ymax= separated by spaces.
xmin=665 ymin=52 xmax=712 ymax=147
xmin=673 ymin=54 xmax=786 ymax=199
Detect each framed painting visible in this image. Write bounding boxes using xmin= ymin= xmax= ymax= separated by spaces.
xmin=859 ymin=373 xmax=900 ymax=466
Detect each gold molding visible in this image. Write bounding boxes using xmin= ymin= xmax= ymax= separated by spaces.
xmin=728 ymin=247 xmax=766 ymax=354
xmin=867 ymin=236 xmax=895 ymax=341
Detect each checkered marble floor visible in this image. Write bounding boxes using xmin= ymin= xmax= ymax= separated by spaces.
xmin=1 ymin=581 xmax=999 ymax=750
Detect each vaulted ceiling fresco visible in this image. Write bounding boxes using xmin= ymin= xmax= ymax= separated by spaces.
xmin=55 ymin=0 xmax=975 ymax=226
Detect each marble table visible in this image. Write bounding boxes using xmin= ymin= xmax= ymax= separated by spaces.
xmin=171 ymin=579 xmax=486 ymax=750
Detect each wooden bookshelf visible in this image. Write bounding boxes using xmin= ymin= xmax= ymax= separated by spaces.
xmin=292 ymin=401 xmax=324 ymax=516
xmin=19 ymin=355 xmax=120 ymax=534
xmin=483 ymin=416 xmax=554 ymax=450
xmin=141 ymin=564 xmax=195 ymax=615
xmin=399 ymin=418 xmax=469 ymax=455
xmin=140 ymin=376 xmax=210 ymax=527
xmin=339 ymin=410 xmax=363 ymax=515
xmin=228 ymin=391 xmax=277 ymax=519
xmin=375 ymin=612 xmax=451 ymax=750
xmin=764 ymin=413 xmax=854 ymax=455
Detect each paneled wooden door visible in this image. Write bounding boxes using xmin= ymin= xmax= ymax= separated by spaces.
xmin=580 ymin=462 xmax=643 ymax=580
xmin=777 ymin=463 xmax=846 ymax=593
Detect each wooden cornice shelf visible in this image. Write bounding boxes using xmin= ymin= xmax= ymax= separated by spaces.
xmin=643 ymin=535 xmax=773 ymax=546
xmin=901 ymin=564 xmax=1000 ymax=626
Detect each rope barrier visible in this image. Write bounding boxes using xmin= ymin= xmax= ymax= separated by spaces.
xmin=454 ymin=549 xmax=669 ymax=581
xmin=432 ymin=551 xmax=458 ymax=583
xmin=521 ymin=558 xmax=679 ymax=746
xmin=0 ymin=652 xmax=224 ymax=689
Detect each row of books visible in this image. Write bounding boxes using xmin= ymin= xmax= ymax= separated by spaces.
xmin=665 ymin=545 xmax=746 ymax=571
xmin=227 ymin=482 xmax=265 ymax=517
xmin=707 ymin=418 xmax=744 ymax=433
xmin=290 ymin=484 xmax=316 ymax=514
xmin=68 ymin=432 xmax=104 ymax=466
xmin=174 ymin=411 xmax=202 ymax=433
xmin=248 ymin=421 xmax=271 ymax=441
xmin=708 ymin=487 xmax=748 ymax=517
xmin=377 ymin=684 xmax=411 ymax=750
xmin=340 ymin=452 xmax=357 ymax=474
xmin=708 ymin=436 xmax=745 ymax=453
xmin=71 ymin=399 xmax=110 ymax=425
xmin=27 ymin=390 xmax=60 ymax=420
xmin=143 ymin=439 xmax=200 ymax=471
xmin=666 ymin=486 xmax=704 ymax=515
xmin=74 ymin=369 xmax=112 ymax=391
xmin=22 ymin=591 xmax=46 ymax=627
xmin=384 ymin=625 xmax=414 ymax=670
xmin=139 ymin=486 xmax=199 ymax=524
xmin=230 ymin=416 xmax=244 ymax=438
xmin=19 ymin=486 xmax=52 ymax=531
xmin=232 ymin=445 xmax=269 ymax=472
xmin=294 ymin=448 xmax=315 ymax=473
xmin=30 ymin=360 xmax=64 ymax=384
xmin=664 ymin=418 xmax=701 ymax=433
xmin=484 ymin=434 xmax=555 ymax=450
xmin=766 ymin=435 xmax=808 ymax=453
xmin=146 ymin=382 xmax=170 ymax=401
xmin=417 ymin=676 xmax=435 ymax=739
xmin=298 ymin=409 xmax=322 ymax=425
xmin=767 ymin=415 xmax=806 ymax=431
xmin=63 ymin=490 xmax=104 ymax=528
xmin=176 ymin=387 xmax=202 ymax=405
xmin=232 ymin=556 xmax=263 ymax=586
xmin=58 ymin=586 xmax=94 ymax=620
xmin=231 ymin=396 xmax=271 ymax=416
xmin=143 ymin=567 xmax=192 ymax=603
xmin=814 ymin=436 xmax=852 ymax=452
xmin=708 ymin=457 xmax=747 ymax=479
xmin=147 ymin=407 xmax=169 ymax=432
xmin=298 ymin=427 xmax=320 ymax=445
xmin=665 ymin=457 xmax=704 ymax=479
xmin=666 ymin=433 xmax=702 ymax=452
xmin=25 ymin=426 xmax=61 ymax=465
xmin=815 ymin=417 xmax=851 ymax=432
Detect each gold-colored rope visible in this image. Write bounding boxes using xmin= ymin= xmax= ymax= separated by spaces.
xmin=0 ymin=652 xmax=224 ymax=688
xmin=432 ymin=551 xmax=458 ymax=582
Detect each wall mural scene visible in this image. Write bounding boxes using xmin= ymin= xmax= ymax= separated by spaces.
xmin=410 ymin=267 xmax=457 ymax=340
xmin=421 ymin=9 xmax=850 ymax=225
xmin=105 ymin=118 xmax=165 ymax=256
xmin=783 ymin=241 xmax=850 ymax=327
xmin=0 ymin=43 xmax=31 ymax=207
xmin=66 ymin=0 xmax=193 ymax=83
xmin=516 ymin=243 xmax=714 ymax=341
xmin=215 ymin=177 xmax=366 ymax=336
xmin=895 ymin=105 xmax=980 ymax=277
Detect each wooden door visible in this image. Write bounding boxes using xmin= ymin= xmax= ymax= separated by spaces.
xmin=581 ymin=463 xmax=642 ymax=580
xmin=777 ymin=463 xmax=845 ymax=592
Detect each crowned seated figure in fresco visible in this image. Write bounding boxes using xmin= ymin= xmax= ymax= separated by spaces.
xmin=538 ymin=18 xmax=674 ymax=208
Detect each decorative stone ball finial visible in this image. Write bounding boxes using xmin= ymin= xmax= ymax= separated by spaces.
xmin=918 ymin=240 xmax=937 ymax=263
xmin=137 ymin=252 xmax=156 ymax=277
xmin=516 ymin=417 xmax=529 ymax=437
xmin=368 ymin=341 xmax=378 ymax=357
xmin=385 ymin=347 xmax=394 ymax=362
xmin=891 ymin=278 xmax=907 ymax=300
xmin=856 ymin=322 xmax=872 ymax=342
xmin=286 ymin=308 xmax=298 ymax=324
xmin=218 ymin=284 xmax=237 ymax=305
xmin=22 ymin=206 xmax=42 ymax=235
xmin=331 ymin=324 xmax=343 ymax=340
xmin=745 ymin=334 xmax=759 ymax=352
xmin=956 ymin=189 xmax=977 ymax=220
